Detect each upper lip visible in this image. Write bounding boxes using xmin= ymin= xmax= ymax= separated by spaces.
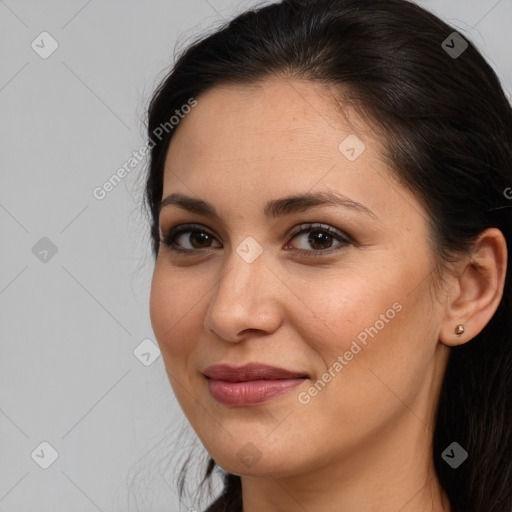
xmin=202 ymin=363 xmax=309 ymax=382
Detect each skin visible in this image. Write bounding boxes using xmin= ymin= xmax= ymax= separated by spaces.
xmin=149 ymin=77 xmax=507 ymax=512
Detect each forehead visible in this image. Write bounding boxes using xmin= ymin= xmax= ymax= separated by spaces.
xmin=160 ymin=78 xmax=419 ymax=228
xmin=164 ymin=78 xmax=385 ymax=177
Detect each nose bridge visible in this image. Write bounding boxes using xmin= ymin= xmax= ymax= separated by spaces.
xmin=215 ymin=243 xmax=269 ymax=309
xmin=204 ymin=241 xmax=281 ymax=340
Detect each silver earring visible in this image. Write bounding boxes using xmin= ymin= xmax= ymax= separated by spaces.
xmin=455 ymin=324 xmax=465 ymax=336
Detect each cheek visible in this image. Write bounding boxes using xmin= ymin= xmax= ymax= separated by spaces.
xmin=149 ymin=265 xmax=202 ymax=368
xmin=292 ymin=265 xmax=434 ymax=405
xmin=149 ymin=267 xmax=210 ymax=424
xmin=292 ymin=270 xmax=397 ymax=361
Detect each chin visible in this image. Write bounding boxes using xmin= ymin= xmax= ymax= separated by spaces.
xmin=212 ymin=454 xmax=288 ymax=478
xmin=203 ymin=435 xmax=308 ymax=479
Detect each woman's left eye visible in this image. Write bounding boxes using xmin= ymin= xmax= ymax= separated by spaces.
xmin=159 ymin=222 xmax=352 ymax=257
xmin=285 ymin=223 xmax=352 ymax=257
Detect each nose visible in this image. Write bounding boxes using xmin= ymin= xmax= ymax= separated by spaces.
xmin=203 ymin=247 xmax=283 ymax=343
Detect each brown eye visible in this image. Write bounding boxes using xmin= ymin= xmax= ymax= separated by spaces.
xmin=307 ymin=230 xmax=334 ymax=250
xmin=160 ymin=224 xmax=221 ymax=252
xmin=185 ymin=230 xmax=214 ymax=249
xmin=285 ymin=223 xmax=352 ymax=257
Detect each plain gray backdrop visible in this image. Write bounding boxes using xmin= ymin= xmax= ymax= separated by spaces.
xmin=1 ymin=1 xmax=511 ymax=511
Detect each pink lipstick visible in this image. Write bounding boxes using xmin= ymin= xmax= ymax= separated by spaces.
xmin=202 ymin=363 xmax=309 ymax=406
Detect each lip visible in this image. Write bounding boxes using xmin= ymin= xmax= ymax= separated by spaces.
xmin=203 ymin=363 xmax=309 ymax=381
xmin=202 ymin=363 xmax=309 ymax=406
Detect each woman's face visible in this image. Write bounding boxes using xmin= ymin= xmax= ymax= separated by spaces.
xmin=150 ymin=78 xmax=450 ymax=478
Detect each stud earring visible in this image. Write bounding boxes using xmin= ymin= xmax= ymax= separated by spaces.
xmin=455 ymin=324 xmax=465 ymax=336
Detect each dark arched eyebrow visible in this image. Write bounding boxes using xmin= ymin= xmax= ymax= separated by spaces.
xmin=158 ymin=191 xmax=378 ymax=220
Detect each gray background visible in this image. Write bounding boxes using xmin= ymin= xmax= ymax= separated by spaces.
xmin=1 ymin=1 xmax=511 ymax=511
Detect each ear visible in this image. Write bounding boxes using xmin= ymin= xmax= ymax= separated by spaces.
xmin=439 ymin=227 xmax=508 ymax=347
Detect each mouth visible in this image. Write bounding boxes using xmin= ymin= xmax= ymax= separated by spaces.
xmin=202 ymin=363 xmax=310 ymax=406
xmin=202 ymin=363 xmax=310 ymax=381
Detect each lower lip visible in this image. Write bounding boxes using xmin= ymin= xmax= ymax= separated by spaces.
xmin=206 ymin=378 xmax=307 ymax=406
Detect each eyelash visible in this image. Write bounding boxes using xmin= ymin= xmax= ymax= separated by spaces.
xmin=159 ymin=223 xmax=352 ymax=258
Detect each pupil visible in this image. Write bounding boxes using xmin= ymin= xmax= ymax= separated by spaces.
xmin=309 ymin=231 xmax=332 ymax=250
xmin=191 ymin=230 xmax=210 ymax=248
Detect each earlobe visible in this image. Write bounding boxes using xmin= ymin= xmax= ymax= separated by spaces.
xmin=439 ymin=228 xmax=507 ymax=347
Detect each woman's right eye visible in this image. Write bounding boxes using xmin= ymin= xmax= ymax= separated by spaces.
xmin=160 ymin=224 xmax=221 ymax=253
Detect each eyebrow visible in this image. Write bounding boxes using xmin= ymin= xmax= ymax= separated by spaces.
xmin=159 ymin=191 xmax=377 ymax=220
